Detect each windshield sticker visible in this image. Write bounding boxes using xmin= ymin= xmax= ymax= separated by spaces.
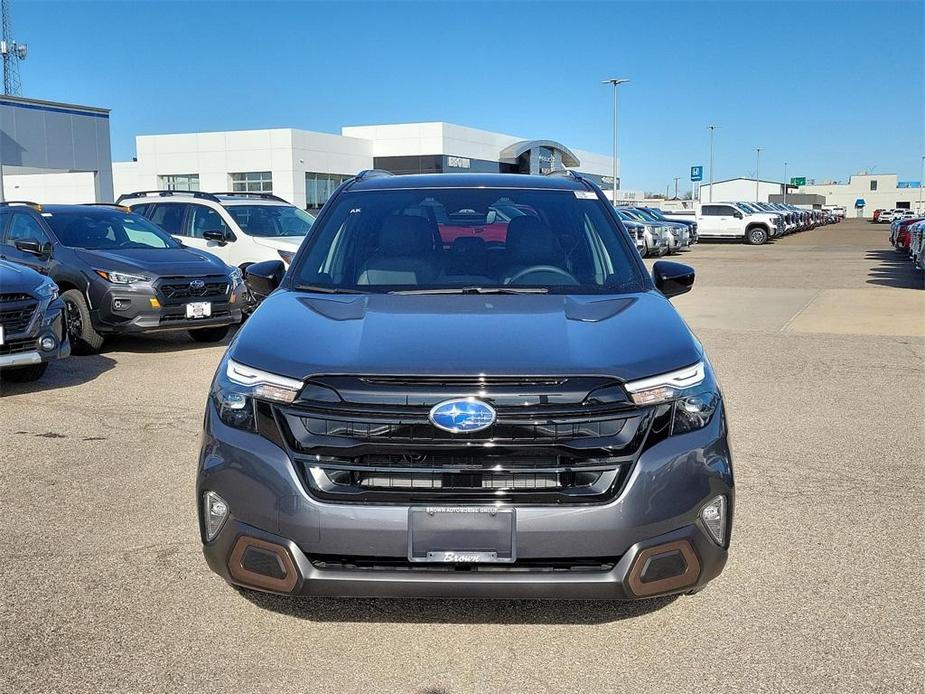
xmin=574 ymin=191 xmax=598 ymax=199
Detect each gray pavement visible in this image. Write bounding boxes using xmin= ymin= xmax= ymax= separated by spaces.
xmin=1 ymin=219 xmax=923 ymax=693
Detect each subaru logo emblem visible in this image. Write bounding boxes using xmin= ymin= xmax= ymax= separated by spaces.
xmin=429 ymin=398 xmax=496 ymax=434
xmin=189 ymin=279 xmax=205 ymax=290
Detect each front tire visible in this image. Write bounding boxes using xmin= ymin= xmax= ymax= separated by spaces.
xmin=61 ymin=289 xmax=105 ymax=355
xmin=188 ymin=325 xmax=230 ymax=343
xmin=746 ymin=226 xmax=769 ymax=245
xmin=1 ymin=362 xmax=49 ymax=383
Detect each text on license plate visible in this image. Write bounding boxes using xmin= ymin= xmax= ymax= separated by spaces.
xmin=186 ymin=302 xmax=211 ymax=319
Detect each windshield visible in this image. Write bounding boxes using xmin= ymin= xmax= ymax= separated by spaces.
xmin=45 ymin=211 xmax=181 ymax=250
xmin=225 ymin=205 xmax=315 ymax=237
xmin=292 ymin=187 xmax=645 ymax=294
xmin=630 ymin=208 xmax=659 ymax=222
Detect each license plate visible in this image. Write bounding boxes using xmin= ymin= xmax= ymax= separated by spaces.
xmin=185 ymin=302 xmax=211 ymax=319
xmin=408 ymin=507 xmax=515 ymax=563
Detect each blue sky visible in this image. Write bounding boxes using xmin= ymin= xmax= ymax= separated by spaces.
xmin=13 ymin=0 xmax=924 ymax=191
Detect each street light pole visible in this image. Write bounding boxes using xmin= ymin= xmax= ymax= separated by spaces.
xmin=673 ymin=176 xmax=680 ymax=199
xmin=920 ymin=155 xmax=924 ymax=214
xmin=603 ymin=78 xmax=629 ymax=204
xmin=707 ymin=124 xmax=717 ymax=202
xmin=754 ymin=148 xmax=762 ymax=201
xmin=784 ymin=162 xmax=788 ymax=204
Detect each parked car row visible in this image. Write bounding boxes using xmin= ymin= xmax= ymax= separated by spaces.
xmin=874 ymin=208 xmax=919 ymax=224
xmin=615 ymin=206 xmax=699 ymax=257
xmin=0 ymin=192 xmax=316 ymax=382
xmin=889 ymin=214 xmax=925 ymax=272
xmin=663 ymin=201 xmax=840 ymax=245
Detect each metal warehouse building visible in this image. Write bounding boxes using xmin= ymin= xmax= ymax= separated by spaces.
xmin=112 ymin=122 xmax=616 ymax=210
xmin=0 ymin=95 xmax=113 ymax=202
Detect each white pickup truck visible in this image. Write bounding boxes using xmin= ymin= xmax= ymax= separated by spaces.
xmin=665 ymin=203 xmax=780 ymax=245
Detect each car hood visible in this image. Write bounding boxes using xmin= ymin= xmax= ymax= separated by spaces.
xmin=0 ymin=258 xmax=47 ymax=294
xmin=252 ymin=236 xmax=306 ymax=252
xmin=231 ymin=291 xmax=703 ymax=382
xmin=74 ymin=247 xmax=229 ymax=278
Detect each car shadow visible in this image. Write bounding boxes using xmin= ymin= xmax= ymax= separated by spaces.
xmin=239 ymin=589 xmax=678 ymax=625
xmin=865 ymin=249 xmax=924 ymax=289
xmin=0 ymin=352 xmax=117 ymax=396
xmin=103 ymin=324 xmax=240 ymax=354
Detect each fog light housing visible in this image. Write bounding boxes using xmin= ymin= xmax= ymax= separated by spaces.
xmin=701 ymin=495 xmax=727 ymax=546
xmin=202 ymin=490 xmax=229 ymax=541
xmin=39 ymin=336 xmax=57 ymax=351
xmin=112 ymin=298 xmax=130 ymax=311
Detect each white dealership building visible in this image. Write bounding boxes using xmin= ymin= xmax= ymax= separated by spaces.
xmin=109 ymin=122 xmax=616 ymax=210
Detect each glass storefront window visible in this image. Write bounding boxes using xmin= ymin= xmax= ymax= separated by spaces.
xmin=159 ymin=174 xmax=200 ymax=191
xmin=231 ymin=171 xmax=273 ymax=193
xmin=305 ymin=172 xmax=348 ymax=209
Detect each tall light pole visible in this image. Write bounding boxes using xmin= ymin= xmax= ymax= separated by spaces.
xmin=919 ymin=155 xmax=924 ymax=214
xmin=754 ymin=148 xmax=762 ymax=201
xmin=783 ymin=161 xmax=788 ymax=204
xmin=707 ymin=125 xmax=717 ymax=202
xmin=603 ymin=78 xmax=629 ymax=203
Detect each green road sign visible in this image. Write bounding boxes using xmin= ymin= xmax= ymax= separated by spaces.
xmin=790 ymin=177 xmax=806 ymax=186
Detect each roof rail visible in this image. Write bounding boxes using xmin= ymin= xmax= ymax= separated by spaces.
xmin=0 ymin=200 xmax=43 ymax=210
xmin=114 ymin=190 xmax=222 ymax=204
xmin=354 ymin=169 xmax=394 ymax=181
xmin=211 ymin=191 xmax=289 ymax=203
xmin=82 ymin=202 xmax=132 ymax=211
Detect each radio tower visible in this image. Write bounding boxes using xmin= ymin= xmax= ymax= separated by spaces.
xmin=0 ymin=0 xmax=27 ymax=95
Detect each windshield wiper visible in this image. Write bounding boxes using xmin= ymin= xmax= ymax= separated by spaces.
xmin=294 ymin=285 xmax=368 ymax=294
xmin=389 ymin=286 xmax=549 ymax=295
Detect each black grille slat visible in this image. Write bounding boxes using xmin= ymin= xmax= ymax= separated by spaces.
xmin=0 ymin=303 xmax=38 ymax=333
xmin=155 ymin=276 xmax=229 ymax=305
xmin=0 ymin=293 xmax=32 ymax=303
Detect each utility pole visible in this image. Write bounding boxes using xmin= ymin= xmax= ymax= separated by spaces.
xmin=920 ymin=155 xmax=924 ymax=214
xmin=0 ymin=0 xmax=27 ymax=96
xmin=754 ymin=148 xmax=762 ymax=201
xmin=784 ymin=162 xmax=788 ymax=204
xmin=673 ymin=177 xmax=680 ymax=199
xmin=602 ymin=78 xmax=629 ymax=204
xmin=707 ymin=125 xmax=717 ymax=202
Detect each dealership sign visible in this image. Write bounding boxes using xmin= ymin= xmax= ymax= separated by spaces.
xmin=897 ymin=181 xmax=921 ymax=189
xmin=690 ymin=166 xmax=703 ymax=182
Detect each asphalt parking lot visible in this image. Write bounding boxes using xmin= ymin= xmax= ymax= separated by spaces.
xmin=1 ymin=218 xmax=923 ymax=694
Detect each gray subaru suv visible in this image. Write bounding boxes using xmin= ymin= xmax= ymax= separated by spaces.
xmin=198 ymin=171 xmax=733 ymax=600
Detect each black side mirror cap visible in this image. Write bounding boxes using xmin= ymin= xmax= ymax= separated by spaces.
xmin=653 ymin=260 xmax=695 ymax=298
xmin=14 ymin=239 xmax=50 ymax=257
xmin=202 ymin=230 xmax=228 ymax=244
xmin=245 ymin=260 xmax=286 ymax=298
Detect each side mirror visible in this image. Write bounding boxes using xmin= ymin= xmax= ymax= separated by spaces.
xmin=15 ymin=239 xmax=50 ymax=257
xmin=733 ymin=211 xmax=743 ymax=219
xmin=653 ymin=260 xmax=695 ymax=298
xmin=202 ymin=229 xmax=229 ymax=244
xmin=245 ymin=259 xmax=286 ymax=298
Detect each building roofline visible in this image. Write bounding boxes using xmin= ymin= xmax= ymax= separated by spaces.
xmin=0 ymin=94 xmax=110 ymax=115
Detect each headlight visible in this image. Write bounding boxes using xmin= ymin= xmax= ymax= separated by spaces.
xmin=624 ymin=361 xmax=721 ymax=435
xmin=35 ymin=280 xmax=59 ymax=300
xmin=278 ymin=249 xmax=295 ymax=264
xmin=212 ymin=356 xmax=304 ymax=431
xmin=95 ymin=270 xmax=149 ymax=284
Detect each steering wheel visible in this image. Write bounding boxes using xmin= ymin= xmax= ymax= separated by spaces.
xmin=505 ymin=265 xmax=578 ymax=285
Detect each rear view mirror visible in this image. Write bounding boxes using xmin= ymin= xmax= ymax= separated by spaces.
xmin=653 ymin=260 xmax=695 ymax=298
xmin=245 ymin=260 xmax=286 ymax=298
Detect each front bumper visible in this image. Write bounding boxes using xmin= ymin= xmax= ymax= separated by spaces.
xmin=198 ymin=399 xmax=734 ymax=600
xmin=88 ymin=282 xmax=244 ymax=334
xmin=0 ymin=300 xmax=70 ymax=368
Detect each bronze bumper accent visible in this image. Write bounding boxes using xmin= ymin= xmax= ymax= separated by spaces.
xmin=228 ymin=536 xmax=299 ymax=593
xmin=627 ymin=539 xmax=701 ymax=597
